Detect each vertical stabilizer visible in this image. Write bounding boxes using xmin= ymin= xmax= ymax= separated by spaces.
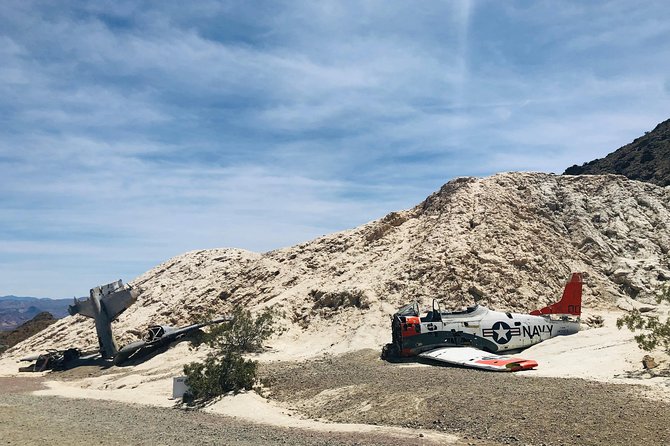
xmin=530 ymin=273 xmax=582 ymax=316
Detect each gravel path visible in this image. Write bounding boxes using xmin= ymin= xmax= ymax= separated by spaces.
xmin=0 ymin=377 xmax=470 ymax=446
xmin=260 ymin=350 xmax=670 ymax=446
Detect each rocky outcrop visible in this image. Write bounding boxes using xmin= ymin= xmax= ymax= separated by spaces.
xmin=8 ymin=173 xmax=670 ymax=356
xmin=0 ymin=312 xmax=57 ymax=354
xmin=564 ymin=118 xmax=670 ymax=187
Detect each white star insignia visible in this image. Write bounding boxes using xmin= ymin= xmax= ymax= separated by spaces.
xmin=494 ymin=326 xmax=509 ymax=341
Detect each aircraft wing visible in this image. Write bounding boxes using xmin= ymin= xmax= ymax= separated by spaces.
xmin=101 ymin=287 xmax=138 ymax=320
xmin=68 ymin=297 xmax=96 ymax=319
xmin=419 ymin=346 xmax=538 ymax=372
xmin=150 ymin=316 xmax=233 ymax=342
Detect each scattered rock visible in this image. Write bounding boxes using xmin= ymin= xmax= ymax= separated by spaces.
xmin=262 ymin=349 xmax=670 ymax=446
xmin=584 ymin=315 xmax=604 ymax=328
xmin=616 ymin=297 xmax=657 ymax=313
xmin=642 ymin=355 xmax=658 ymax=370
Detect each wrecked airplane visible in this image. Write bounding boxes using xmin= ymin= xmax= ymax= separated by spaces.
xmin=19 ymin=280 xmax=229 ymax=372
xmin=68 ymin=279 xmax=139 ymax=358
xmin=114 ymin=317 xmax=232 ymax=365
xmin=382 ymin=273 xmax=583 ymax=371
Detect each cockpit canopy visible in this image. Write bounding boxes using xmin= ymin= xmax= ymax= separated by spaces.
xmin=395 ymin=302 xmax=420 ymax=317
xmin=394 ymin=300 xmax=481 ymax=322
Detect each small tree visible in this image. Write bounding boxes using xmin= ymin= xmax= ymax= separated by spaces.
xmin=183 ymin=306 xmax=281 ymax=405
xmin=617 ymin=285 xmax=670 ymax=353
xmin=204 ymin=306 xmax=281 ymax=353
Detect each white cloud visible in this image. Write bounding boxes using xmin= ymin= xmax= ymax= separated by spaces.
xmin=1 ymin=0 xmax=669 ymax=296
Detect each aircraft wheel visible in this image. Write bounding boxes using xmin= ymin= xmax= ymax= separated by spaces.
xmin=381 ymin=343 xmax=398 ymax=360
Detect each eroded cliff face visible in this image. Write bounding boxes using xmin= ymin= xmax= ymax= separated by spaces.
xmin=9 ymin=172 xmax=670 ymax=356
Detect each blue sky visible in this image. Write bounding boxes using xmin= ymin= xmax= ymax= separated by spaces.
xmin=1 ymin=1 xmax=669 ymax=297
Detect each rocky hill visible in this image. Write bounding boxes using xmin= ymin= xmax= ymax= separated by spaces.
xmin=564 ymin=118 xmax=670 ymax=186
xmin=6 ymin=172 xmax=670 ymax=358
xmin=0 ymin=312 xmax=57 ymax=353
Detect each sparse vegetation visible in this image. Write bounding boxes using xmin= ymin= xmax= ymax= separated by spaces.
xmin=183 ymin=351 xmax=257 ymax=402
xmin=617 ymin=285 xmax=670 ymax=353
xmin=210 ymin=306 xmax=282 ymax=353
xmin=310 ymin=289 xmax=369 ymax=311
xmin=183 ymin=306 xmax=282 ymax=405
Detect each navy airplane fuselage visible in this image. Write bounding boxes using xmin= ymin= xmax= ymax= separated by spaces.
xmin=386 ymin=273 xmax=583 ymax=357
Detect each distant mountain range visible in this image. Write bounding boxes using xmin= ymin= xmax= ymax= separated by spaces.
xmin=564 ymin=118 xmax=670 ymax=186
xmin=0 ymin=296 xmax=72 ymax=331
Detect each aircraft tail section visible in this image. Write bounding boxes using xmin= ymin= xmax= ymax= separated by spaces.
xmin=68 ymin=280 xmax=139 ymax=359
xmin=530 ymin=272 xmax=582 ymax=317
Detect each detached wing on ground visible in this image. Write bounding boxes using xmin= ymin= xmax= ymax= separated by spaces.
xmin=114 ymin=317 xmax=233 ymax=364
xmin=419 ymin=346 xmax=538 ymax=372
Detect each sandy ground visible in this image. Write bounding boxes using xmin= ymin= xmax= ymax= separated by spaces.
xmin=22 ymin=378 xmax=461 ymax=444
xmin=525 ymin=320 xmax=639 ymax=381
xmin=524 ymin=311 xmax=670 ymax=396
xmin=0 ymin=347 xmax=467 ymax=445
xmin=1 ymin=310 xmax=669 ymax=445
xmin=1 ymin=388 xmax=470 ymax=446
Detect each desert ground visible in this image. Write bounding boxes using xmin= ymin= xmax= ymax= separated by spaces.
xmin=1 ymin=377 xmax=475 ymax=446
xmin=1 ymin=310 xmax=669 ymax=446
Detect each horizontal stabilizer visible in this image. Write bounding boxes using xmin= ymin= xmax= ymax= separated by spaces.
xmin=68 ymin=280 xmax=139 ymax=321
xmin=68 ymin=296 xmax=96 ymax=318
xmin=102 ymin=287 xmax=138 ymax=320
xmin=419 ymin=347 xmax=538 ymax=372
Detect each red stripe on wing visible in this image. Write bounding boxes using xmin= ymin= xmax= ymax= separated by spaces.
xmin=475 ymin=357 xmax=538 ymax=371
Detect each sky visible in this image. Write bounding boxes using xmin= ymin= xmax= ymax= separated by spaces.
xmin=1 ymin=1 xmax=669 ymax=297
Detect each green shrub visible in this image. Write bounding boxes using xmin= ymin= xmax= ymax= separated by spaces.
xmin=205 ymin=306 xmax=280 ymax=353
xmin=183 ymin=351 xmax=257 ymax=401
xmin=183 ymin=306 xmax=281 ymax=405
xmin=617 ymin=285 xmax=670 ymax=353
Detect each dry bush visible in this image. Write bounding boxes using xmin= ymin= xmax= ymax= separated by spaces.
xmin=310 ymin=289 xmax=369 ymax=318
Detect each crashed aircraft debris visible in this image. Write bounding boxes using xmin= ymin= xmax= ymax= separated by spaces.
xmin=383 ymin=273 xmax=583 ymax=372
xmin=113 ymin=317 xmax=232 ymax=365
xmin=19 ymin=348 xmax=82 ymax=372
xmin=68 ymin=279 xmax=139 ymax=359
xmin=19 ymin=280 xmax=230 ymax=372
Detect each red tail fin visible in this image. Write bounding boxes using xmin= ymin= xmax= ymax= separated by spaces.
xmin=530 ymin=273 xmax=582 ymax=316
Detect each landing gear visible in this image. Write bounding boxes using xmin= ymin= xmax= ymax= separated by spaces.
xmin=381 ymin=343 xmax=399 ymax=360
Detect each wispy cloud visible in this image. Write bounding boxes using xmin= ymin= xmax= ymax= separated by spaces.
xmin=1 ymin=0 xmax=669 ymax=296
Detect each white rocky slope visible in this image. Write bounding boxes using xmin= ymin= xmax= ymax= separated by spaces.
xmin=7 ymin=172 xmax=670 ymax=358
